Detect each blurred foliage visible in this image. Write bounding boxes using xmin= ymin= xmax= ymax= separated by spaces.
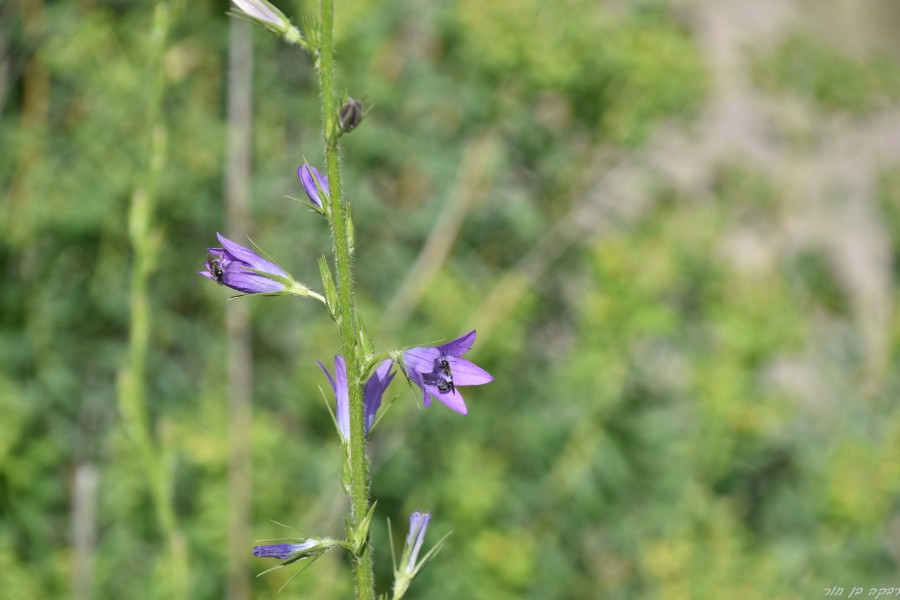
xmin=752 ymin=33 xmax=900 ymax=113
xmin=1 ymin=0 xmax=900 ymax=598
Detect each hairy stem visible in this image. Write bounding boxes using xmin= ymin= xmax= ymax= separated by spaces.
xmin=316 ymin=1 xmax=375 ymax=598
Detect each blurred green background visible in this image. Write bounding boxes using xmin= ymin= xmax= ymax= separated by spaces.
xmin=3 ymin=0 xmax=900 ymax=598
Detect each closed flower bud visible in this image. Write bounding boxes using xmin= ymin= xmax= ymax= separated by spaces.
xmin=252 ymin=540 xmax=318 ymax=560
xmin=298 ymin=163 xmax=329 ymax=210
xmin=403 ymin=512 xmax=431 ymax=575
xmin=392 ymin=511 xmax=448 ymax=599
xmin=338 ymin=97 xmax=363 ymax=132
xmin=252 ymin=537 xmax=338 ymax=561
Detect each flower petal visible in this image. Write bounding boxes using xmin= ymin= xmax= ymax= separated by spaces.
xmin=406 ymin=512 xmax=431 ymax=572
xmin=233 ymin=0 xmax=282 ymax=26
xmin=216 ymin=233 xmax=287 ymax=277
xmin=220 ymin=269 xmax=286 ymax=294
xmin=446 ymin=356 xmax=493 ymax=386
xmin=319 ymin=357 xmax=349 ymax=439
xmin=334 ymin=356 xmax=349 ymax=439
xmin=429 ymin=388 xmax=467 ymax=415
xmin=437 ymin=330 xmax=477 ymax=357
xmin=298 ymin=163 xmax=328 ymax=208
xmin=317 ymin=360 xmax=336 ymax=392
xmin=406 ymin=512 xmax=425 ymax=545
xmin=363 ymin=360 xmax=394 ymax=433
xmin=418 ymin=379 xmax=433 ymax=407
xmin=402 ymin=347 xmax=441 ymax=376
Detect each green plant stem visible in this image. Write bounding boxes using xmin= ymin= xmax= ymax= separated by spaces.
xmin=120 ymin=2 xmax=187 ymax=598
xmin=316 ymin=1 xmax=374 ymax=598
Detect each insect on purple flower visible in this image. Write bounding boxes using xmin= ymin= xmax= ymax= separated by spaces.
xmin=199 ymin=233 xmax=289 ymax=295
xmin=400 ymin=330 xmax=493 ymax=415
xmin=207 ymin=253 xmax=226 ymax=283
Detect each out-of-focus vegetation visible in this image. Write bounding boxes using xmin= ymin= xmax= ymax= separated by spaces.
xmin=2 ymin=0 xmax=900 ymax=598
xmin=753 ymin=33 xmax=900 ymax=113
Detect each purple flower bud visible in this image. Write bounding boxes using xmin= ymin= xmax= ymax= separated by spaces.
xmin=252 ymin=539 xmax=318 ymax=560
xmin=338 ymin=98 xmax=363 ymax=132
xmin=298 ymin=163 xmax=329 ymax=209
xmin=401 ymin=330 xmax=493 ymax=415
xmin=318 ymin=357 xmax=395 ymax=440
xmin=404 ymin=511 xmax=431 ymax=574
xmin=199 ymin=233 xmax=288 ymax=294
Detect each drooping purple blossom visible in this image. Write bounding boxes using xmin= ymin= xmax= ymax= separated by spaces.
xmin=404 ymin=511 xmax=431 ymax=574
xmin=252 ymin=539 xmax=318 ymax=560
xmin=318 ymin=357 xmax=395 ymax=439
xmin=298 ymin=163 xmax=329 ymax=209
xmin=401 ymin=330 xmax=492 ymax=415
xmin=199 ymin=233 xmax=288 ymax=294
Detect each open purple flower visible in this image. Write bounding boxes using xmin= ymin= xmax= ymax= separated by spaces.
xmin=298 ymin=163 xmax=329 ymax=209
xmin=401 ymin=330 xmax=492 ymax=415
xmin=318 ymin=357 xmax=395 ymax=439
xmin=200 ymin=233 xmax=288 ymax=294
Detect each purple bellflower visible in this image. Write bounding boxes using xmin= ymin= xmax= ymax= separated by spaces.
xmin=318 ymin=357 xmax=396 ymax=439
xmin=400 ymin=330 xmax=492 ymax=415
xmin=298 ymin=163 xmax=329 ymax=210
xmin=200 ymin=233 xmax=288 ymax=294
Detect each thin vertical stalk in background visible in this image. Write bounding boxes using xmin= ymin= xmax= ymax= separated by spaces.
xmin=316 ymin=1 xmax=375 ymax=597
xmin=119 ymin=2 xmax=188 ymax=598
xmin=71 ymin=463 xmax=99 ymax=600
xmin=7 ymin=0 xmax=48 ymax=246
xmin=224 ymin=17 xmax=254 ymax=600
